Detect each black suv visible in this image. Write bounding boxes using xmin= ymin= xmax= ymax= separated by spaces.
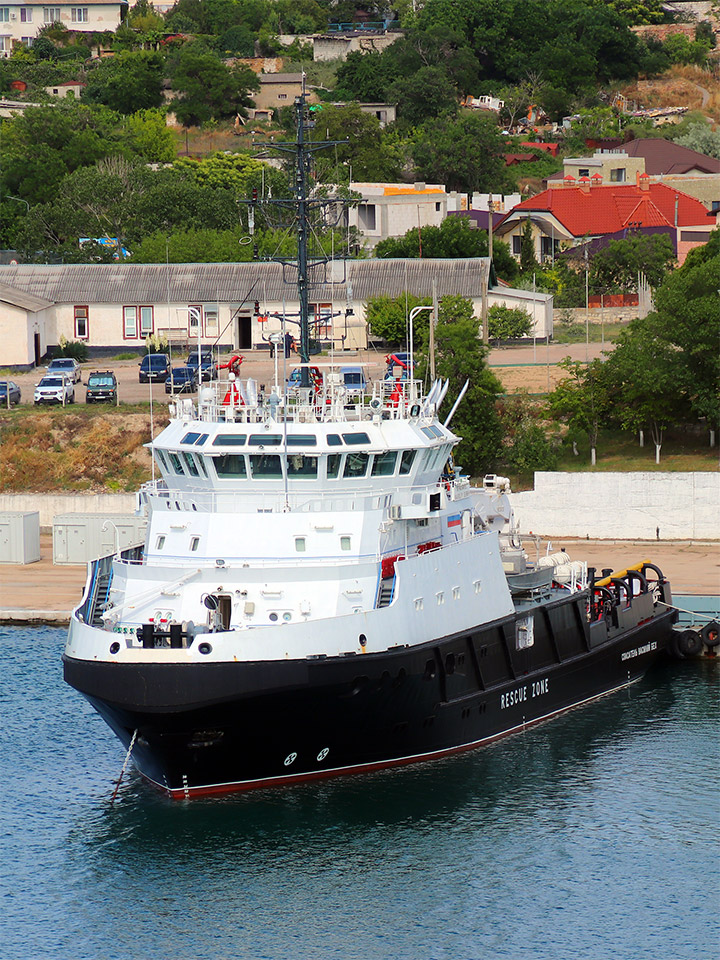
xmin=85 ymin=371 xmax=118 ymax=404
xmin=139 ymin=353 xmax=171 ymax=383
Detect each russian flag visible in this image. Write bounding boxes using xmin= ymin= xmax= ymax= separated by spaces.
xmin=447 ymin=514 xmax=462 ymax=528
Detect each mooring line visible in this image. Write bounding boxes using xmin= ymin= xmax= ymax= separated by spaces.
xmin=110 ymin=729 xmax=138 ymax=805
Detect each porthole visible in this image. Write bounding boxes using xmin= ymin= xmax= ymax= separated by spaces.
xmin=270 ymin=612 xmax=278 ymax=622
xmin=359 ymin=633 xmax=367 ymax=646
xmin=283 ymin=612 xmax=292 ymax=622
xmin=109 ymin=641 xmax=120 ymax=655
xmin=198 ymin=642 xmax=212 ymax=655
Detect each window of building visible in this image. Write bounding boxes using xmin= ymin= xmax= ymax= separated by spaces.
xmin=74 ymin=305 xmax=89 ymax=340
xmin=358 ymin=203 xmax=376 ymax=231
xmin=435 ymin=202 xmax=441 ymax=211
xmin=711 ymin=200 xmax=720 ymax=212
xmin=0 ymin=10 xmax=9 ymax=23
xmin=277 ymin=93 xmax=287 ymax=100
xmin=21 ymin=36 xmax=33 ymax=46
xmin=44 ymin=7 xmax=61 ymax=22
xmin=540 ymin=237 xmax=560 ymax=260
xmin=310 ymin=303 xmax=332 ymax=338
xmin=123 ymin=306 xmax=138 ymax=338
xmin=204 ymin=305 xmax=218 ymax=336
xmin=20 ymin=8 xmax=32 ymax=21
xmin=578 ymin=168 xmax=589 ymax=178
xmin=512 ymin=235 xmax=522 ymax=256
xmin=610 ymin=168 xmax=626 ymax=182
xmin=140 ymin=305 xmax=153 ymax=335
xmin=71 ymin=7 xmax=88 ymax=22
xmin=0 ymin=37 xmax=9 ymax=53
xmin=188 ymin=304 xmax=201 ymax=337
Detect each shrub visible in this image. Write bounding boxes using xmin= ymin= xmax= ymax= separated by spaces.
xmin=488 ymin=305 xmax=532 ymax=342
xmin=53 ymin=336 xmax=88 ymax=362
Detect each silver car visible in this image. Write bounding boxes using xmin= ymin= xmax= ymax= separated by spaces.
xmin=46 ymin=357 xmax=82 ymax=383
xmin=34 ymin=375 xmax=75 ymax=405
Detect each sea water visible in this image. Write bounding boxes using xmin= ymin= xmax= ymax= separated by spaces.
xmin=1 ymin=625 xmax=718 ymax=960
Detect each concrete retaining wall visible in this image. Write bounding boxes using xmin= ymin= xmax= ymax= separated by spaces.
xmin=509 ymin=472 xmax=719 ymax=540
xmin=0 ymin=494 xmax=137 ymax=529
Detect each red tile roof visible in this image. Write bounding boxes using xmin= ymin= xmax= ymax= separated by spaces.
xmin=506 ymin=181 xmax=710 ymax=235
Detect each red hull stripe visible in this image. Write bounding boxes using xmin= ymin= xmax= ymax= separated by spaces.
xmin=139 ymin=679 xmax=637 ymax=800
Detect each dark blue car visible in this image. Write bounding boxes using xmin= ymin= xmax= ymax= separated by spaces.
xmin=186 ymin=351 xmax=218 ymax=381
xmin=165 ymin=367 xmax=197 ymax=394
xmin=0 ymin=380 xmax=21 ymax=405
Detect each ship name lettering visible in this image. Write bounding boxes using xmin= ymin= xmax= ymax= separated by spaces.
xmin=621 ymin=641 xmax=656 ymax=662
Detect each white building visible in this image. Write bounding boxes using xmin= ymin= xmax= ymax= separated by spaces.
xmin=348 ymin=183 xmax=449 ymax=249
xmin=0 ymin=0 xmax=127 ymax=54
xmin=0 ymin=258 xmax=552 ymax=367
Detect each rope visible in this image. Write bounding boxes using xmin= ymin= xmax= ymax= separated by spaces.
xmin=656 ymin=600 xmax=716 ymax=623
xmin=110 ymin=728 xmax=138 ymax=805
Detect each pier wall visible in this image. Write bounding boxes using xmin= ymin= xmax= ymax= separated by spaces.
xmin=0 ymin=494 xmax=136 ymax=529
xmin=509 ymin=472 xmax=719 ymax=540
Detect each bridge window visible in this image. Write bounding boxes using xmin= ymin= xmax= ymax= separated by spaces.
xmin=343 ymin=452 xmax=369 ymax=478
xmin=213 ymin=434 xmax=246 ymax=446
xmin=287 ymin=435 xmax=317 ymax=446
xmin=287 ymin=454 xmax=318 ymax=478
xmin=213 ymin=454 xmax=247 ymax=478
xmin=250 ymin=454 xmax=283 ymax=478
xmin=399 ymin=450 xmax=416 ymax=475
xmin=182 ymin=452 xmax=199 ymax=477
xmin=342 ymin=432 xmax=370 ymax=445
xmin=371 ymin=451 xmax=397 ymax=477
xmin=249 ymin=434 xmax=282 ymax=446
xmin=168 ymin=452 xmax=184 ymax=475
xmin=327 ymin=454 xmax=341 ymax=478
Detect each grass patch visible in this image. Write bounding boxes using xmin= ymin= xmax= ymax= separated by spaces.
xmin=553 ymin=321 xmax=628 ymax=344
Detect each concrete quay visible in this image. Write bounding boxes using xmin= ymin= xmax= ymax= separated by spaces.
xmin=1 ymin=533 xmax=717 ymax=626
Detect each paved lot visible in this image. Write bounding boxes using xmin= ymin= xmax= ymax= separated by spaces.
xmin=3 ymin=342 xmax=608 ymax=408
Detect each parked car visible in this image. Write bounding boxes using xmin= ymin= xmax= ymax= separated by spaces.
xmin=384 ymin=353 xmax=415 ymax=381
xmin=85 ymin=371 xmax=118 ymax=404
xmin=165 ymin=367 xmax=197 ymax=394
xmin=186 ymin=350 xmax=218 ymax=381
xmin=139 ymin=353 xmax=171 ymax=383
xmin=47 ymin=357 xmax=82 ymax=383
xmin=0 ymin=380 xmax=21 ymax=406
xmin=286 ymin=366 xmax=323 ymax=388
xmin=34 ymin=375 xmax=74 ymax=405
xmin=341 ymin=365 xmax=368 ymax=393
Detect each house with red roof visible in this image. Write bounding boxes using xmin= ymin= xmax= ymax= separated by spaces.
xmin=496 ymin=175 xmax=718 ymax=264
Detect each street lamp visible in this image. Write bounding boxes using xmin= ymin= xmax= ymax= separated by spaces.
xmin=408 ymin=305 xmax=434 ymax=391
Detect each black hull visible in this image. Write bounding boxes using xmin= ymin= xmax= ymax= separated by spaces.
xmin=63 ymin=592 xmax=678 ymax=798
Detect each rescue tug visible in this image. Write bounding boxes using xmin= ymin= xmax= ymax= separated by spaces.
xmin=63 ymin=100 xmax=682 ymax=799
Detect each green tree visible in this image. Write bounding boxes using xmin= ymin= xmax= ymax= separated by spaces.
xmin=649 ymin=229 xmax=720 ymax=427
xmin=487 ymin=304 xmax=532 ymax=341
xmin=82 ymin=51 xmax=165 ymax=114
xmin=412 ymin=113 xmax=510 ymax=194
xmin=375 ymin=215 xmax=518 ymax=282
xmin=674 ymin=121 xmax=720 ymax=160
xmin=0 ymin=102 xmax=120 ymax=205
xmin=308 ymin=103 xmax=403 ymax=183
xmin=387 ymin=66 xmax=459 ymax=127
xmin=548 ymin=358 xmax=613 ymax=465
xmin=602 ymin=316 xmax=691 ymax=462
xmin=499 ymin=393 xmax=559 ymax=476
xmin=590 ymin=233 xmax=675 ymax=292
xmin=365 ymin=293 xmax=431 ymax=346
xmin=169 ymin=42 xmax=259 ymax=126
xmin=519 ymin=218 xmax=537 ymax=274
xmin=418 ymin=295 xmax=504 ymax=476
xmin=125 ymin=109 xmax=176 ymax=163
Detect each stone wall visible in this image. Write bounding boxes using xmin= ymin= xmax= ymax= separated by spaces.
xmin=509 ymin=472 xmax=719 ymax=540
xmin=553 ymin=305 xmax=639 ymax=325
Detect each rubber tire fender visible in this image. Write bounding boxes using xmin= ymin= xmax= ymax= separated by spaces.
xmin=671 ymin=629 xmax=702 ymax=659
xmin=700 ymin=620 xmax=720 ymax=649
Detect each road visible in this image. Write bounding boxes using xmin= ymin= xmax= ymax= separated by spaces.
xmin=4 ymin=341 xmax=608 ymax=408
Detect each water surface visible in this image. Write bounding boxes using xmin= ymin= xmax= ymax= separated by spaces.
xmin=1 ymin=626 xmax=717 ymax=960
